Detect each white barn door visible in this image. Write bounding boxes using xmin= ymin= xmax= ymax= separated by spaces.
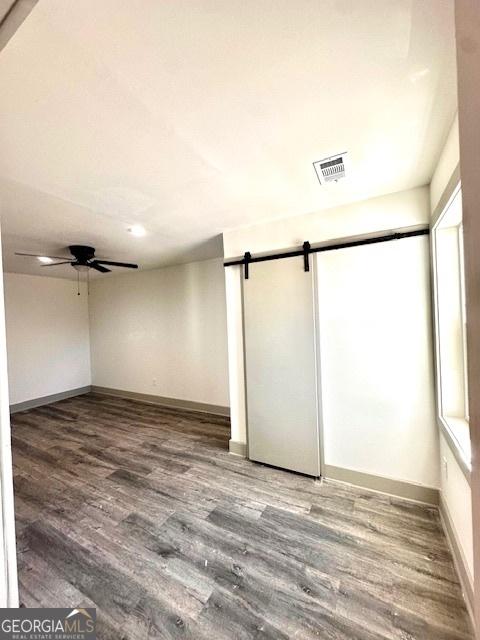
xmin=243 ymin=257 xmax=321 ymax=476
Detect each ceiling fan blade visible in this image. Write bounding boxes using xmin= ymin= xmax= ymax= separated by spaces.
xmin=94 ymin=260 xmax=138 ymax=269
xmin=40 ymin=261 xmax=72 ymax=267
xmin=15 ymin=252 xmax=71 ymax=260
xmin=90 ymin=262 xmax=111 ymax=273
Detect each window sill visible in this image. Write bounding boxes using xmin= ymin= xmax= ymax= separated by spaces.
xmin=439 ymin=416 xmax=471 ymax=482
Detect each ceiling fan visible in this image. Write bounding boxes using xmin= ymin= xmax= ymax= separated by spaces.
xmin=15 ymin=245 xmax=138 ymax=273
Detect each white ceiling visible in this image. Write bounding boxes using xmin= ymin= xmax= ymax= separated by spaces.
xmin=0 ymin=0 xmax=456 ymax=279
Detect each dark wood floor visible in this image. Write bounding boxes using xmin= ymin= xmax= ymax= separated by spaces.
xmin=11 ymin=393 xmax=472 ymax=640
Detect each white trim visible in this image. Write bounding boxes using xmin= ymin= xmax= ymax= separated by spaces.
xmin=439 ymin=415 xmax=471 ymax=471
xmin=224 ymin=266 xmax=247 ymax=444
xmin=0 ymin=226 xmax=18 ymax=607
xmin=312 ymin=254 xmax=326 ymax=477
xmin=229 ymin=439 xmax=247 ymax=457
xmin=457 ymin=223 xmax=469 ymax=421
xmin=0 ymin=0 xmax=38 ymax=52
xmin=431 ymin=181 xmax=462 ymax=232
xmin=430 ymin=181 xmax=471 ymax=472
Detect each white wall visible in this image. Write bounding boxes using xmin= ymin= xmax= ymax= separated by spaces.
xmin=89 ymin=258 xmax=229 ymax=408
xmin=225 ymin=266 xmax=246 ymax=442
xmin=4 ymin=273 xmax=91 ymax=405
xmin=440 ymin=433 xmax=474 ymax=580
xmin=317 ymin=236 xmax=439 ymax=488
xmin=224 ymin=186 xmax=429 ymax=259
xmin=430 ymin=114 xmax=459 ymax=213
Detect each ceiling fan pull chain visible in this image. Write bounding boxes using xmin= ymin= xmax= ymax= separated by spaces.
xmin=77 ymin=270 xmax=80 ymax=296
xmin=87 ymin=269 xmax=90 ymax=296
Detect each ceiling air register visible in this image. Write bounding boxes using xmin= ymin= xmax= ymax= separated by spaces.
xmin=313 ymin=152 xmax=347 ymax=185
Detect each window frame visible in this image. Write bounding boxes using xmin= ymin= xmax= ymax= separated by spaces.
xmin=431 ymin=182 xmax=471 ymax=473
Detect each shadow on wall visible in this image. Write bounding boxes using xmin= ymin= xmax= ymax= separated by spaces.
xmin=183 ymin=234 xmax=224 ymax=262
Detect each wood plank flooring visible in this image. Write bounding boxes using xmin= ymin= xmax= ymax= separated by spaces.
xmin=11 ymin=392 xmax=472 ymax=639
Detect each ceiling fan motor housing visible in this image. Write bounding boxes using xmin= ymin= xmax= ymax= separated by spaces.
xmin=69 ymin=245 xmax=95 ymax=264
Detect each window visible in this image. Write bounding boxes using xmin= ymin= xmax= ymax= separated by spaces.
xmin=432 ymin=185 xmax=471 ymax=468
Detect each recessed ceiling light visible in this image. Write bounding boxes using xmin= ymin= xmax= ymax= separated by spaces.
xmin=128 ymin=224 xmax=146 ymax=237
xmin=37 ymin=256 xmax=53 ymax=263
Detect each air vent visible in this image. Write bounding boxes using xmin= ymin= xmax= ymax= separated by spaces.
xmin=313 ymin=152 xmax=347 ymax=185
